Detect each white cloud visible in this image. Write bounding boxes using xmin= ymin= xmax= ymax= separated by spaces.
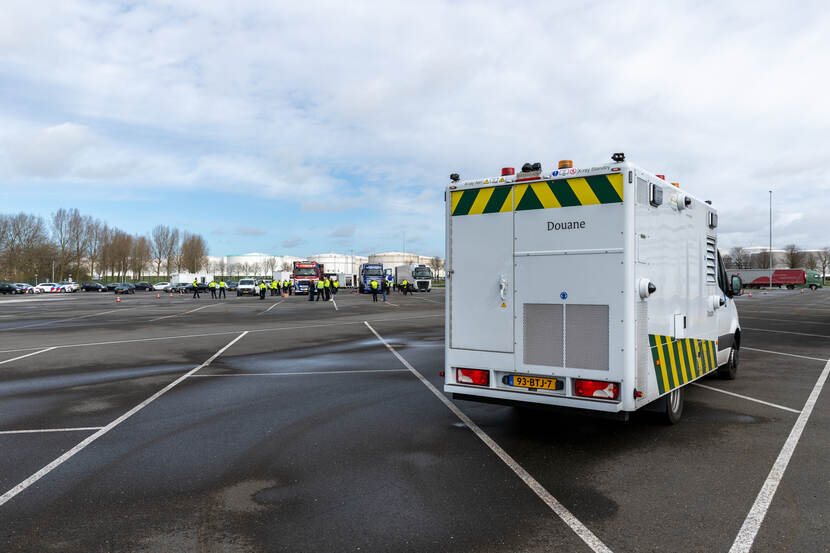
xmin=1 ymin=1 xmax=829 ymax=250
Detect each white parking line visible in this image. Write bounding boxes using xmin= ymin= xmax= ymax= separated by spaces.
xmin=0 ymin=331 xmax=248 ymax=508
xmin=0 ymin=427 xmax=103 ymax=435
xmin=257 ymin=301 xmax=284 ymax=315
xmin=743 ymin=347 xmax=827 ymax=362
xmin=729 ymin=357 xmax=830 ymax=553
xmin=740 ymin=315 xmax=830 ymax=327
xmin=0 ymin=347 xmax=56 ymax=366
xmin=0 ymin=314 xmax=444 ymax=354
xmin=691 ymin=383 xmax=801 ymax=414
xmin=364 ymin=321 xmax=613 ymax=553
xmin=742 ymin=327 xmax=830 ymax=339
xmin=191 ymin=369 xmax=409 ymax=377
xmin=149 ymin=304 xmax=215 ymax=322
xmin=331 ymin=298 xmax=338 ymax=311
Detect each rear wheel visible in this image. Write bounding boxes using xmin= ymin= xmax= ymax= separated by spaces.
xmin=718 ymin=343 xmax=739 ymax=380
xmin=810 ymin=284 xmax=818 ymax=291
xmin=665 ymin=387 xmax=684 ymax=424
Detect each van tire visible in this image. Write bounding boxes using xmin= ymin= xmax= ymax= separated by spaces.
xmin=665 ymin=387 xmax=684 ymax=424
xmin=810 ymin=284 xmax=818 ymax=291
xmin=718 ymin=344 xmax=739 ymax=380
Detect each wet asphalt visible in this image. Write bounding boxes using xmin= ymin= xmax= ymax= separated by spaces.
xmin=0 ymin=287 xmax=828 ymax=552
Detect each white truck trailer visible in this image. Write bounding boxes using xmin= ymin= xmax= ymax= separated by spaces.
xmin=444 ymin=154 xmax=742 ymax=423
xmin=395 ymin=264 xmax=433 ymax=292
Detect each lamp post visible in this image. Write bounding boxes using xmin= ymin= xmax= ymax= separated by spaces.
xmin=769 ymin=190 xmax=773 ymax=288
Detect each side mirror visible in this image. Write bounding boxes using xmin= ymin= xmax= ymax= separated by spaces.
xmin=730 ymin=275 xmax=743 ymax=297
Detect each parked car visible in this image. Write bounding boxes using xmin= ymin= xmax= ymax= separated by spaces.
xmin=58 ymin=280 xmax=80 ymax=292
xmin=153 ymin=282 xmax=170 ymax=291
xmin=106 ymin=282 xmax=119 ymax=291
xmin=163 ymin=282 xmax=186 ymax=293
xmin=0 ymin=282 xmax=16 ymax=295
xmin=13 ymin=283 xmax=34 ymax=294
xmin=226 ymin=281 xmax=238 ymax=291
xmin=35 ymin=282 xmax=59 ymax=293
xmin=82 ymin=282 xmax=107 ymax=292
xmin=133 ymin=281 xmax=153 ymax=291
xmin=113 ymin=282 xmax=135 ymax=294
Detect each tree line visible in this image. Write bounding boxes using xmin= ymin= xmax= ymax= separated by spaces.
xmin=724 ymin=244 xmax=830 ymax=278
xmin=0 ymin=209 xmax=208 ymax=282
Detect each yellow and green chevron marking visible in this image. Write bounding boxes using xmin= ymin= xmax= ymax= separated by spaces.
xmin=451 ymin=174 xmax=623 ymax=216
xmin=649 ymin=334 xmax=718 ymax=394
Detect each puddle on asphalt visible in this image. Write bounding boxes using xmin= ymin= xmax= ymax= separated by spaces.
xmin=0 ymin=364 xmax=191 ymax=397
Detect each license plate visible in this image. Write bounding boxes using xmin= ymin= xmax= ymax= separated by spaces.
xmin=508 ymin=375 xmax=560 ymax=390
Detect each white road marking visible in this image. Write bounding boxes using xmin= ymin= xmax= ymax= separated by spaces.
xmin=0 ymin=314 xmax=444 ymax=354
xmin=691 ymin=383 xmax=801 ymax=414
xmin=364 ymin=321 xmax=613 ymax=553
xmin=0 ymin=347 xmax=56 ymax=366
xmin=729 ymin=357 xmax=830 ymax=553
xmin=149 ymin=304 xmax=215 ymax=322
xmin=743 ymin=347 xmax=827 ymax=362
xmin=191 ymin=369 xmax=409 ymax=377
xmin=331 ymin=298 xmax=338 ymax=311
xmin=742 ymin=327 xmax=830 ymax=339
xmin=0 ymin=331 xmax=248 ymax=508
xmin=257 ymin=301 xmax=284 ymax=315
xmin=0 ymin=427 xmax=102 ymax=435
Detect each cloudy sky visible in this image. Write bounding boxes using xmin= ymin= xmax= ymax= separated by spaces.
xmin=1 ymin=0 xmax=828 ymax=257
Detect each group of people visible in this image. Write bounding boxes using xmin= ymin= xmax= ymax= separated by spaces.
xmin=308 ymin=277 xmax=339 ymax=301
xmin=191 ymin=279 xmax=230 ymax=299
xmin=368 ymin=278 xmax=412 ymax=302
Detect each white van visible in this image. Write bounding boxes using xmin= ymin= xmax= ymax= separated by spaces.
xmin=443 ymin=154 xmax=742 ymax=423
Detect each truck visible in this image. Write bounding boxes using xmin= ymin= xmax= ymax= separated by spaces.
xmin=395 ymin=264 xmax=432 ymax=292
xmin=292 ymin=261 xmax=324 ymax=294
xmin=734 ymin=268 xmax=822 ymax=290
xmin=444 ymin=154 xmax=742 ymax=423
xmin=359 ymin=263 xmax=384 ymax=293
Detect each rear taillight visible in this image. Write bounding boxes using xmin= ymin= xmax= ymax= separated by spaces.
xmin=456 ymin=368 xmax=489 ymax=386
xmin=574 ymin=379 xmax=619 ymax=400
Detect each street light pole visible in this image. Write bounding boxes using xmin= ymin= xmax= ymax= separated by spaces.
xmin=769 ymin=190 xmax=773 ymax=288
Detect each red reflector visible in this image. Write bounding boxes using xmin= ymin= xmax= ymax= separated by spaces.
xmin=574 ymin=379 xmax=619 ymax=400
xmin=656 ymin=174 xmax=666 ymax=180
xmin=501 ymin=167 xmax=515 ymax=176
xmin=456 ymin=368 xmax=489 ymax=386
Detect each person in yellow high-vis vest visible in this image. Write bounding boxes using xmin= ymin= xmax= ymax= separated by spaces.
xmin=315 ymin=279 xmax=325 ymax=301
xmin=218 ymin=280 xmax=226 ymax=299
xmin=370 ymin=279 xmax=379 ymax=302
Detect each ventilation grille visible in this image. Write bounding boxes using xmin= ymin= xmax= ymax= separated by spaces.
xmin=637 ymin=177 xmax=649 ymax=204
xmin=523 ymin=304 xmax=563 ymax=367
xmin=706 ymin=235 xmax=717 ymax=283
xmin=565 ymin=304 xmax=609 ymax=371
xmin=523 ymin=303 xmax=609 ymax=370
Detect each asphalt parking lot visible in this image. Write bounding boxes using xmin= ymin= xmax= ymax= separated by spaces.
xmin=0 ymin=287 xmax=828 ymax=552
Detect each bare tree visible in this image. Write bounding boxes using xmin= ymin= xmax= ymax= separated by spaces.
xmin=428 ymin=256 xmax=443 ymax=278
xmin=180 ymin=232 xmax=208 ymax=273
xmin=130 ymin=236 xmax=152 ymax=280
xmin=817 ymin=248 xmax=830 ymax=283
xmin=804 ymin=252 xmax=818 ymax=270
xmin=264 ymin=256 xmax=277 ymax=276
xmin=151 ymin=225 xmax=172 ymax=277
xmin=729 ymin=247 xmax=750 ymax=270
xmin=67 ymin=209 xmax=87 ymax=281
xmin=280 ymin=261 xmax=293 ymax=272
xmin=85 ymin=218 xmax=105 ymax=280
xmin=784 ymin=244 xmax=802 ymax=268
xmin=51 ymin=208 xmax=74 ymax=280
xmin=5 ymin=213 xmax=54 ymax=281
xmin=751 ymin=250 xmax=772 ymax=269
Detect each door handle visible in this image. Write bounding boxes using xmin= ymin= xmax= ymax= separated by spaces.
xmin=499 ymin=276 xmax=508 ymax=301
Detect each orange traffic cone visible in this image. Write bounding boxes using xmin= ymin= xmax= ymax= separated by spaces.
xmin=179 ymin=290 xmax=183 ymax=296
xmin=169 ymin=292 xmax=173 ymax=298
xmin=156 ymin=293 xmax=161 ymax=299
xmin=116 ymin=295 xmax=121 ymax=303
xmin=748 ymin=292 xmax=752 ymax=297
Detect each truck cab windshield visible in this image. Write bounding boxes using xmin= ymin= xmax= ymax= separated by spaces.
xmin=413 ymin=269 xmax=431 ymax=279
xmin=294 ymin=268 xmax=317 ymax=277
xmin=363 ymin=269 xmax=384 ymax=277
